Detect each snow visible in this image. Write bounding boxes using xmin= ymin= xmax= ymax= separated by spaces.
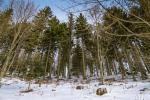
xmin=0 ymin=77 xmax=150 ymax=100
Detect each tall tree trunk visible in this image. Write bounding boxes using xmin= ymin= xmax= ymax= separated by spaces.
xmin=44 ymin=45 xmax=51 ymax=79
xmin=105 ymin=57 xmax=112 ymax=76
xmin=81 ymin=44 xmax=86 ymax=79
xmin=96 ymin=36 xmax=104 ymax=84
xmin=131 ymin=42 xmax=148 ymax=80
xmin=124 ymin=48 xmax=136 ymax=81
xmin=57 ymin=49 xmax=61 ymax=79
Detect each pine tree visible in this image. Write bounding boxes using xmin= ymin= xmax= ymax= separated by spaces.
xmin=72 ymin=13 xmax=90 ymax=79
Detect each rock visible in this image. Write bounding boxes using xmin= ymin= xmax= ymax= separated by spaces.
xmin=98 ymin=82 xmax=104 ymax=86
xmin=140 ymin=88 xmax=148 ymax=91
xmin=126 ymin=71 xmax=132 ymax=75
xmin=81 ymin=80 xmax=86 ymax=84
xmin=35 ymin=79 xmax=49 ymax=84
xmin=74 ymin=79 xmax=78 ymax=83
xmin=96 ymin=88 xmax=107 ymax=96
xmin=104 ymin=78 xmax=115 ymax=85
xmin=76 ymin=86 xmax=84 ymax=90
xmin=52 ymin=89 xmax=56 ymax=91
xmin=104 ymin=78 xmax=115 ymax=82
xmin=20 ymin=89 xmax=33 ymax=93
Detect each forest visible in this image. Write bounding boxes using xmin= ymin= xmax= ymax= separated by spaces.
xmin=0 ymin=0 xmax=150 ymax=90
xmin=0 ymin=0 xmax=150 ymax=100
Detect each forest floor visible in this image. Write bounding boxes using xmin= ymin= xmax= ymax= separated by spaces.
xmin=0 ymin=77 xmax=150 ymax=100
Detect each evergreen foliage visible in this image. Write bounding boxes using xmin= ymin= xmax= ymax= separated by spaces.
xmin=0 ymin=0 xmax=150 ymax=82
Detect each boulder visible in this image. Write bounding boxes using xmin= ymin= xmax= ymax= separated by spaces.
xmin=96 ymin=88 xmax=107 ymax=96
xmin=76 ymin=86 xmax=84 ymax=90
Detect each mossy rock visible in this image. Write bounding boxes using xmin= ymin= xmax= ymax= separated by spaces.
xmin=96 ymin=88 xmax=107 ymax=96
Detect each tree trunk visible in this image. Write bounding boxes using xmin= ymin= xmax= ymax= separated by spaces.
xmin=81 ymin=44 xmax=86 ymax=79
xmin=96 ymin=36 xmax=104 ymax=84
xmin=132 ymin=42 xmax=148 ymax=80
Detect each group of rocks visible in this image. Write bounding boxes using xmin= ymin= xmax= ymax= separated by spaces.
xmin=76 ymin=85 xmax=107 ymax=96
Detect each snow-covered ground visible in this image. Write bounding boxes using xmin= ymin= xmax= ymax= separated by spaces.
xmin=0 ymin=77 xmax=150 ymax=100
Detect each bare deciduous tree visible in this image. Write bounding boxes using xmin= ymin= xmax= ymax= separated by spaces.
xmin=0 ymin=0 xmax=36 ymax=86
